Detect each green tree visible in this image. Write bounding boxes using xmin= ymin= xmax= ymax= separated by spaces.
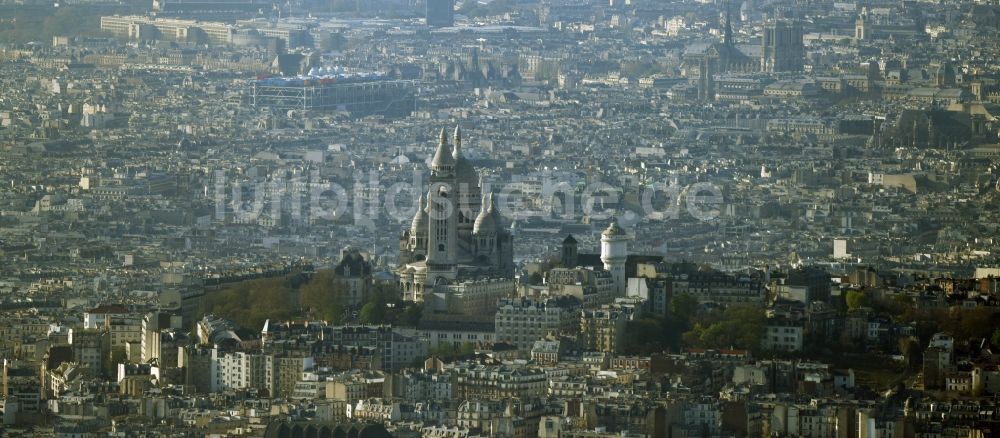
xmin=622 ymin=317 xmax=667 ymax=354
xmin=620 ymin=61 xmax=665 ymax=78
xmin=359 ymin=301 xmax=387 ymax=324
xmin=399 ymin=303 xmax=423 ymax=327
xmin=669 ymin=293 xmax=699 ymax=320
xmin=883 ymin=293 xmax=916 ymax=321
xmin=0 ymin=7 xmax=102 ymax=44
xmin=700 ymin=323 xmax=730 ymax=347
xmin=458 ymin=0 xmax=514 ymax=17
xmin=299 ymin=270 xmax=347 ymax=323
xmin=428 ymin=341 xmax=476 ymax=359
xmin=370 ymin=282 xmax=401 ymax=304
xmin=686 ymin=306 xmax=766 ymax=352
xmin=845 ymin=290 xmax=869 ymax=311
xmin=725 ymin=306 xmax=767 ymax=349
xmin=323 ymin=301 xmax=346 ymax=325
xmin=200 ymin=276 xmax=296 ymax=330
xmin=682 ymin=322 xmax=705 ymax=347
xmin=457 ymin=342 xmax=476 ymax=356
xmin=299 ymin=270 xmax=336 ymax=306
xmin=898 ymin=336 xmax=922 ymax=371
xmin=958 ymin=307 xmax=996 ymax=341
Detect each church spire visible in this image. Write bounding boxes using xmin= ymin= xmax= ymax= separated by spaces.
xmin=410 ymin=193 xmax=428 ymax=234
xmin=415 ymin=193 xmax=426 ymax=217
xmin=452 ymin=125 xmax=462 ymax=159
xmin=724 ymin=0 xmax=733 ymax=47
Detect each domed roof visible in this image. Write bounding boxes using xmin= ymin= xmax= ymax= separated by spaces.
xmin=474 ymin=193 xmax=501 ymax=234
xmin=602 ymin=219 xmax=625 ymax=238
xmin=431 ymin=128 xmax=454 ymax=169
xmin=410 ymin=193 xmax=428 ymax=234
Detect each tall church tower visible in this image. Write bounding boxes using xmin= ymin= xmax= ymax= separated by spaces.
xmin=426 ymin=186 xmax=457 ymax=266
xmin=762 ymin=19 xmax=804 ymax=72
xmin=561 ymin=234 xmax=578 ymax=268
xmin=601 ymin=220 xmax=628 ymax=297
xmin=427 ymin=128 xmax=457 ymax=266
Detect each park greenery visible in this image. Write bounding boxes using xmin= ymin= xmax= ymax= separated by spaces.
xmin=619 ymin=291 xmax=767 ymax=355
xmin=619 ymin=60 xmax=668 ymax=78
xmin=200 ymin=266 xmax=1000 ymax=363
xmin=0 ymin=6 xmax=104 ymax=45
xmin=684 ymin=305 xmax=768 ymax=351
xmin=200 ymin=276 xmax=299 ymax=332
xmin=846 ymin=288 xmax=1000 ymax=349
xmin=621 ymin=284 xmax=1000 ymax=359
xmin=429 ymin=341 xmax=478 ymax=360
xmin=200 ymin=270 xmax=420 ymax=333
xmin=458 ymin=0 xmax=516 ymax=18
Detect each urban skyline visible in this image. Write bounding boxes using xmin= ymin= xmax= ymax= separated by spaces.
xmin=0 ymin=0 xmax=1000 ymax=436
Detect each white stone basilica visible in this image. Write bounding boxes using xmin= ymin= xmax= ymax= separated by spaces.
xmin=397 ymin=126 xmax=514 ymax=302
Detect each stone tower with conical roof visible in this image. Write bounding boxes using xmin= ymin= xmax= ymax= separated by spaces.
xmin=430 ymin=128 xmax=454 ymax=181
